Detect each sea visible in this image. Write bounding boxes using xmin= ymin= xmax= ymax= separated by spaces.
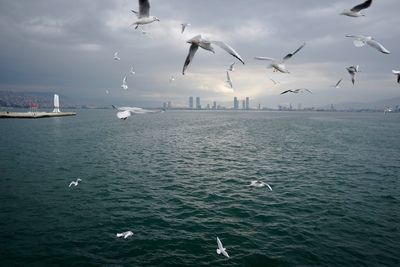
xmin=0 ymin=110 xmax=399 ymax=267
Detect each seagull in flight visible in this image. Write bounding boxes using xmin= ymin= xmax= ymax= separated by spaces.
xmin=131 ymin=0 xmax=160 ymax=29
xmin=249 ymin=180 xmax=272 ymax=191
xmin=346 ymin=35 xmax=390 ymax=54
xmin=182 ymin=35 xmax=245 ymax=75
xmin=69 ymin=178 xmax=82 ymax=187
xmin=227 ymin=62 xmax=235 ymax=72
xmin=392 ymin=70 xmax=400 ymax=84
xmin=346 ymin=65 xmax=360 ymax=85
xmin=121 ymin=76 xmax=128 ymax=90
xmin=255 ymin=43 xmax=306 ymax=73
xmin=181 ymin=23 xmax=191 ymax=33
xmin=130 ymin=66 xmax=136 ymax=75
xmin=269 ymin=78 xmax=280 ymax=85
xmin=105 ymin=90 xmax=110 ymax=95
xmin=341 ymin=0 xmax=373 ymax=17
xmin=169 ymin=76 xmax=175 ymax=83
xmin=112 ymin=105 xmax=164 ymax=120
xmin=226 ymin=71 xmax=233 ymax=88
xmin=113 ymin=52 xmax=121 ymax=61
xmin=116 ymin=231 xmax=133 ymax=239
xmin=332 ymin=78 xmax=343 ymax=88
xmin=216 ymin=237 xmax=229 ymax=258
xmin=280 ymin=88 xmax=312 ymax=95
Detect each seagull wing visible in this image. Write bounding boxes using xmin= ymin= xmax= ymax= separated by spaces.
xmin=181 ymin=24 xmax=186 ymax=33
xmin=131 ymin=10 xmax=139 ymax=18
xmin=69 ymin=182 xmax=74 ymax=187
xmin=117 ymin=110 xmax=131 ymax=119
xmin=211 ymin=41 xmax=245 ymax=65
xmin=335 ymin=78 xmax=343 ymax=87
xmin=304 ymin=88 xmax=313 ymax=94
xmin=226 ymin=71 xmax=233 ymax=88
xmin=351 ymin=0 xmax=372 ymax=12
xmin=254 ymin=56 xmax=275 ymax=61
xmin=217 ymin=237 xmax=223 ymax=250
xmin=283 ymin=42 xmax=306 ymax=62
xmin=138 ymin=0 xmax=150 ymax=18
xmin=266 ymin=183 xmax=273 ymax=191
xmin=280 ymin=90 xmax=292 ymax=95
xmin=222 ymin=249 xmax=230 ymax=258
xmin=346 ymin=35 xmax=367 ymax=47
xmin=366 ymin=39 xmax=390 ymax=54
xmin=182 ymin=43 xmax=199 ymax=75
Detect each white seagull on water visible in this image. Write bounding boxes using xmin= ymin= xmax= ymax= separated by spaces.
xmin=113 ymin=52 xmax=120 ymax=61
xmin=280 ymin=88 xmax=312 ymax=95
xmin=116 ymin=231 xmax=133 ymax=239
xmin=346 ymin=65 xmax=360 ymax=85
xmin=216 ymin=237 xmax=229 ymax=258
xmin=226 ymin=71 xmax=233 ymax=89
xmin=255 ymin=43 xmax=306 ymax=74
xmin=341 ymin=0 xmax=372 ymax=17
xmin=181 ymin=23 xmax=191 ymax=33
xmin=249 ymin=180 xmax=272 ymax=191
xmin=131 ymin=0 xmax=160 ymax=29
xmin=392 ymin=70 xmax=400 ymax=84
xmin=182 ymin=35 xmax=245 ymax=75
xmin=346 ymin=35 xmax=390 ymax=54
xmin=69 ymin=178 xmax=82 ymax=187
xmin=121 ymin=76 xmax=128 ymax=90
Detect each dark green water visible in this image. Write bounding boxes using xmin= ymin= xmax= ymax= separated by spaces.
xmin=1 ymin=110 xmax=399 ymax=266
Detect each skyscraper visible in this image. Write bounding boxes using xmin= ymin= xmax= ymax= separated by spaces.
xmin=242 ymin=100 xmax=245 ymax=110
xmin=189 ymin=96 xmax=194 ymax=109
xmin=245 ymin=97 xmax=250 ymax=110
xmin=196 ymin=97 xmax=201 ymax=109
xmin=212 ymin=101 xmax=217 ymax=110
xmin=233 ymin=97 xmax=238 ymax=109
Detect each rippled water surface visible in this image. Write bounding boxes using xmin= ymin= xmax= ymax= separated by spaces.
xmin=1 ymin=110 xmax=399 ymax=266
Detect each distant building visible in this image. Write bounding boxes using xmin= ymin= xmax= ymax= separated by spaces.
xmin=196 ymin=97 xmax=201 ymax=109
xmin=163 ymin=102 xmax=167 ymax=109
xmin=167 ymin=101 xmax=172 ymax=109
xmin=233 ymin=97 xmax=239 ymax=109
xmin=206 ymin=104 xmax=210 ymax=109
xmin=245 ymin=97 xmax=250 ymax=110
xmin=212 ymin=101 xmax=217 ymax=110
xmin=189 ymin=96 xmax=194 ymax=109
xmin=242 ymin=100 xmax=245 ymax=110
xmin=258 ymin=103 xmax=261 ymax=110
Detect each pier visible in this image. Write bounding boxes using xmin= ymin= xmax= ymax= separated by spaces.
xmin=0 ymin=111 xmax=76 ymax=118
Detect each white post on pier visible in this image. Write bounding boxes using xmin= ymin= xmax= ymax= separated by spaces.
xmin=52 ymin=94 xmax=60 ymax=113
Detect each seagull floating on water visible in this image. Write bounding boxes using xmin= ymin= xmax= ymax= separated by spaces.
xmin=346 ymin=35 xmax=390 ymax=54
xmin=341 ymin=0 xmax=372 ymax=17
xmin=181 ymin=23 xmax=191 ymax=33
xmin=332 ymin=78 xmax=343 ymax=89
xmin=116 ymin=231 xmax=133 ymax=239
xmin=182 ymin=35 xmax=245 ymax=75
xmin=69 ymin=178 xmax=82 ymax=187
xmin=216 ymin=237 xmax=229 ymax=258
xmin=112 ymin=105 xmax=164 ymax=120
xmin=249 ymin=180 xmax=272 ymax=191
xmin=131 ymin=0 xmax=160 ymax=29
xmin=280 ymin=88 xmax=312 ymax=95
xmin=113 ymin=52 xmax=120 ymax=61
xmin=255 ymin=43 xmax=306 ymax=74
xmin=226 ymin=71 xmax=233 ymax=88
xmin=227 ymin=62 xmax=235 ymax=72
xmin=392 ymin=70 xmax=400 ymax=84
xmin=346 ymin=65 xmax=360 ymax=85
xmin=121 ymin=76 xmax=128 ymax=90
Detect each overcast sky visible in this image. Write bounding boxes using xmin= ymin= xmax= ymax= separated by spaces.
xmin=0 ymin=0 xmax=399 ymax=108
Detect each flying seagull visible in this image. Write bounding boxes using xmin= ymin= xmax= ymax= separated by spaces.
xmin=216 ymin=237 xmax=229 ymax=258
xmin=113 ymin=52 xmax=121 ymax=61
xmin=249 ymin=180 xmax=272 ymax=191
xmin=227 ymin=62 xmax=235 ymax=72
xmin=280 ymin=88 xmax=312 ymax=95
xmin=105 ymin=90 xmax=110 ymax=95
xmin=182 ymin=35 xmax=245 ymax=75
xmin=255 ymin=43 xmax=306 ymax=73
xmin=226 ymin=71 xmax=233 ymax=88
xmin=384 ymin=107 xmax=393 ymax=114
xmin=121 ymin=76 xmax=128 ymax=90
xmin=169 ymin=76 xmax=175 ymax=83
xmin=346 ymin=65 xmax=360 ymax=85
xmin=269 ymin=78 xmax=280 ymax=85
xmin=346 ymin=35 xmax=390 ymax=54
xmin=332 ymin=78 xmax=343 ymax=88
xmin=116 ymin=231 xmax=133 ymax=239
xmin=112 ymin=105 xmax=164 ymax=120
xmin=341 ymin=0 xmax=372 ymax=17
xmin=392 ymin=70 xmax=400 ymax=84
xmin=181 ymin=23 xmax=191 ymax=33
xmin=130 ymin=66 xmax=136 ymax=75
xmin=69 ymin=178 xmax=82 ymax=187
xmin=131 ymin=0 xmax=160 ymax=29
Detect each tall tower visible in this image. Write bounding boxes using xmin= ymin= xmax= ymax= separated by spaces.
xmin=196 ymin=97 xmax=201 ymax=109
xmin=242 ymin=100 xmax=245 ymax=110
xmin=52 ymin=94 xmax=60 ymax=113
xmin=245 ymin=97 xmax=250 ymax=110
xmin=233 ymin=97 xmax=238 ymax=109
xmin=189 ymin=96 xmax=194 ymax=109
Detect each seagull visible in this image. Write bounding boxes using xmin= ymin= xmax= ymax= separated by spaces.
xmin=130 ymin=66 xmax=136 ymax=75
xmin=112 ymin=105 xmax=164 ymax=120
xmin=249 ymin=180 xmax=272 ymax=191
xmin=121 ymin=76 xmax=128 ymax=90
xmin=384 ymin=107 xmax=393 ymax=114
xmin=392 ymin=70 xmax=400 ymax=84
xmin=226 ymin=71 xmax=233 ymax=88
xmin=227 ymin=62 xmax=235 ymax=72
xmin=346 ymin=65 xmax=360 ymax=85
xmin=116 ymin=231 xmax=133 ymax=239
xmin=216 ymin=237 xmax=229 ymax=258
xmin=113 ymin=52 xmax=121 ymax=61
xmin=131 ymin=0 xmax=160 ymax=29
xmin=346 ymin=35 xmax=390 ymax=54
xmin=332 ymin=78 xmax=343 ymax=88
xmin=255 ymin=43 xmax=306 ymax=73
xmin=280 ymin=88 xmax=312 ymax=95
xmin=169 ymin=76 xmax=175 ymax=83
xmin=181 ymin=23 xmax=191 ymax=34
xmin=341 ymin=0 xmax=372 ymax=17
xmin=182 ymin=35 xmax=245 ymax=75
xmin=269 ymin=78 xmax=280 ymax=85
xmin=69 ymin=178 xmax=82 ymax=187
xmin=105 ymin=90 xmax=110 ymax=95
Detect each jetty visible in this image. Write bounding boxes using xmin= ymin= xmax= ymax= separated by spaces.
xmin=0 ymin=94 xmax=76 ymax=119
